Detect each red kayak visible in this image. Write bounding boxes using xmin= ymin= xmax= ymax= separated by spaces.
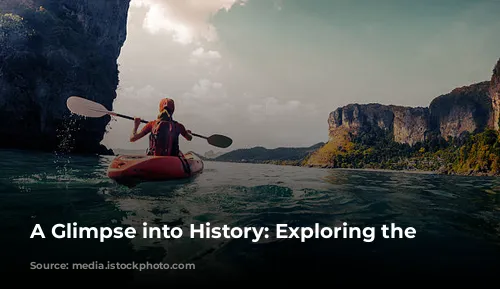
xmin=107 ymin=151 xmax=203 ymax=185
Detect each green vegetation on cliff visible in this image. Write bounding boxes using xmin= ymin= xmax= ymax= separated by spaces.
xmin=444 ymin=129 xmax=499 ymax=175
xmin=303 ymin=128 xmax=500 ymax=176
xmin=215 ymin=125 xmax=499 ymax=176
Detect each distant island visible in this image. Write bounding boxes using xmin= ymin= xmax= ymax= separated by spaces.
xmin=203 ymin=150 xmax=224 ymax=159
xmin=215 ymin=58 xmax=500 ymax=177
xmin=213 ymin=143 xmax=324 ymax=165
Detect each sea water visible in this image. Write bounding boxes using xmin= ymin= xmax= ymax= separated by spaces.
xmin=1 ymin=148 xmax=499 ymax=286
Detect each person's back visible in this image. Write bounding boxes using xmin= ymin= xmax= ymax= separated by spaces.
xmin=129 ymin=97 xmax=192 ymax=156
xmin=148 ymin=119 xmax=182 ymax=156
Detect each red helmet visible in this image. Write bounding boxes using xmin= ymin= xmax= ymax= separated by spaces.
xmin=159 ymin=98 xmax=175 ymax=114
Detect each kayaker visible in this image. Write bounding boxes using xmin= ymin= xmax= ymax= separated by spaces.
xmin=130 ymin=98 xmax=193 ymax=156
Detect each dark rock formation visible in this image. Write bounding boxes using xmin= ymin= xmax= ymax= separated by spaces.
xmin=0 ymin=0 xmax=130 ymax=154
xmin=490 ymin=58 xmax=500 ymax=130
xmin=328 ymin=80 xmax=494 ymax=146
xmin=429 ymin=81 xmax=491 ymax=139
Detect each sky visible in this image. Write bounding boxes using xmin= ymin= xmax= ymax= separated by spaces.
xmin=101 ymin=0 xmax=500 ymax=155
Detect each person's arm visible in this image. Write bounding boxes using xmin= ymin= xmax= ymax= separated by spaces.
xmin=130 ymin=118 xmax=151 ymax=142
xmin=178 ymin=123 xmax=193 ymax=141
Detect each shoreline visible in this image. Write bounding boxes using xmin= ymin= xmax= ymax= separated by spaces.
xmin=217 ymin=160 xmax=438 ymax=175
xmin=330 ymin=167 xmax=438 ymax=175
xmin=207 ymin=159 xmax=500 ymax=177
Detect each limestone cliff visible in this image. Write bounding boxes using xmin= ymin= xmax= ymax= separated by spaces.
xmin=0 ymin=0 xmax=130 ymax=154
xmin=429 ymin=81 xmax=491 ymax=139
xmin=490 ymin=58 xmax=500 ymax=130
xmin=328 ymin=104 xmax=430 ymax=146
xmin=305 ymin=59 xmax=500 ymax=175
xmin=326 ymin=81 xmax=492 ymax=146
xmin=392 ymin=106 xmax=430 ymax=145
xmin=328 ymin=104 xmax=394 ymax=136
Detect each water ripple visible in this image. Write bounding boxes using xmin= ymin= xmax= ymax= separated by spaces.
xmin=1 ymin=151 xmax=500 ymax=285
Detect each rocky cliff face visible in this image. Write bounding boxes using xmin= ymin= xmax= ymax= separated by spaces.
xmin=391 ymin=106 xmax=430 ymax=145
xmin=328 ymin=104 xmax=430 ymax=145
xmin=490 ymin=58 xmax=500 ymax=130
xmin=328 ymin=104 xmax=394 ymax=134
xmin=328 ymin=80 xmax=493 ymax=145
xmin=0 ymin=0 xmax=130 ymax=154
xmin=429 ymin=81 xmax=491 ymax=139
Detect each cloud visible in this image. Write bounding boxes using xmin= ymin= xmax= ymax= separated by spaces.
xmin=130 ymin=0 xmax=247 ymax=44
xmin=189 ymin=47 xmax=222 ymax=64
xmin=195 ymin=78 xmax=217 ymax=92
xmin=191 ymin=47 xmax=221 ymax=59
xmin=175 ymin=78 xmax=235 ymax=126
xmin=188 ymin=78 xmax=224 ymax=99
xmin=112 ymin=85 xmax=164 ymax=119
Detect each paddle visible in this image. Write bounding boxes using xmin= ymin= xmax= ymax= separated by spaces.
xmin=66 ymin=96 xmax=233 ymax=148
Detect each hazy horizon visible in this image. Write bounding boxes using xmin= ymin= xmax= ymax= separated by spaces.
xmin=101 ymin=0 xmax=500 ymax=155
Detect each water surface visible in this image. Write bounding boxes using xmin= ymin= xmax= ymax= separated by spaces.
xmin=1 ymin=149 xmax=499 ymax=287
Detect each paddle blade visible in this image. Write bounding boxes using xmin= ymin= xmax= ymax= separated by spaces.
xmin=207 ymin=134 xmax=233 ymax=148
xmin=66 ymin=96 xmax=110 ymax=118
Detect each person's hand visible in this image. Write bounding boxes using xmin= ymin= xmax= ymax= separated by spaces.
xmin=134 ymin=117 xmax=142 ymax=127
xmin=187 ymin=130 xmax=192 ymax=134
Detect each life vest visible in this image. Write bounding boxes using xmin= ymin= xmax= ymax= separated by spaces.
xmin=147 ymin=120 xmax=180 ymax=156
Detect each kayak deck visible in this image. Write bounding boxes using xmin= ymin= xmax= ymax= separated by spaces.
xmin=107 ymin=151 xmax=203 ymax=185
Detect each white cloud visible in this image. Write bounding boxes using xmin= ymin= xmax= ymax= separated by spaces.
xmin=130 ymin=0 xmax=247 ymax=44
xmin=189 ymin=47 xmax=222 ymax=64
xmin=175 ymin=78 xmax=235 ymax=127
xmin=183 ymin=78 xmax=225 ymax=101
xmin=191 ymin=47 xmax=221 ymax=59
xmin=112 ymin=85 xmax=163 ymax=119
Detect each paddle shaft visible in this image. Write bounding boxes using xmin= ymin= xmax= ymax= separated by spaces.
xmin=114 ymin=112 xmax=207 ymax=138
xmin=191 ymin=133 xmax=207 ymax=139
xmin=114 ymin=113 xmax=148 ymax=124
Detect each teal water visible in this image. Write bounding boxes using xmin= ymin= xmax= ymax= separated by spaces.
xmin=1 ymin=148 xmax=500 ymax=287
